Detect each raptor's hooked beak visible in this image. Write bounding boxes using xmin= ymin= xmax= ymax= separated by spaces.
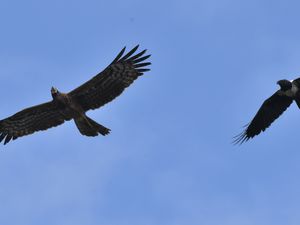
xmin=51 ymin=87 xmax=58 ymax=94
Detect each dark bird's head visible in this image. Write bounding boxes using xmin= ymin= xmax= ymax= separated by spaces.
xmin=51 ymin=87 xmax=59 ymax=98
xmin=277 ymin=79 xmax=292 ymax=91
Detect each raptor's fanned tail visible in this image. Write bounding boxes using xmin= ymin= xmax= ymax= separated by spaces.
xmin=74 ymin=116 xmax=110 ymax=137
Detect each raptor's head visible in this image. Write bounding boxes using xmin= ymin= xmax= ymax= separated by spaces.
xmin=51 ymin=87 xmax=59 ymax=98
xmin=277 ymin=79 xmax=292 ymax=91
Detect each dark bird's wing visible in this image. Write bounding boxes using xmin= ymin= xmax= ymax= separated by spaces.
xmin=0 ymin=102 xmax=68 ymax=144
xmin=69 ymin=45 xmax=151 ymax=111
xmin=234 ymin=92 xmax=293 ymax=144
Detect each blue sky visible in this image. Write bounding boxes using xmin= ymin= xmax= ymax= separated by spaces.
xmin=1 ymin=0 xmax=300 ymax=224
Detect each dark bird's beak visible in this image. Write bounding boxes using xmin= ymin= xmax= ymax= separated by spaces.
xmin=277 ymin=79 xmax=292 ymax=91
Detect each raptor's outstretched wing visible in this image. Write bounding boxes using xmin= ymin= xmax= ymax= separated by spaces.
xmin=0 ymin=102 xmax=68 ymax=144
xmin=69 ymin=45 xmax=151 ymax=111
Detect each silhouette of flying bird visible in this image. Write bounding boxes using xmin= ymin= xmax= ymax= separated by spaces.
xmin=0 ymin=45 xmax=151 ymax=144
xmin=234 ymin=78 xmax=300 ymax=144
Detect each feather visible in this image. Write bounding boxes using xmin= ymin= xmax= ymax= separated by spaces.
xmin=69 ymin=45 xmax=151 ymax=111
xmin=0 ymin=102 xmax=67 ymax=144
xmin=234 ymin=91 xmax=293 ymax=144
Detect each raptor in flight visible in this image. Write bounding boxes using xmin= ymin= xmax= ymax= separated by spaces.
xmin=0 ymin=45 xmax=151 ymax=144
xmin=234 ymin=78 xmax=300 ymax=144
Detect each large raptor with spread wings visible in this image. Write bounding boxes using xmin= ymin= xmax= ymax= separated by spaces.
xmin=234 ymin=78 xmax=300 ymax=144
xmin=0 ymin=45 xmax=151 ymax=144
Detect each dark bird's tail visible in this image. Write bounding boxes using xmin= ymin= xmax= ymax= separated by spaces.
xmin=74 ymin=116 xmax=110 ymax=137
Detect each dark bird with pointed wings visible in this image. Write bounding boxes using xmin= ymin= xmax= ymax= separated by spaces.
xmin=234 ymin=78 xmax=300 ymax=144
xmin=0 ymin=45 xmax=151 ymax=145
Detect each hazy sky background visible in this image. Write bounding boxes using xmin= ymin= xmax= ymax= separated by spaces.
xmin=1 ymin=0 xmax=300 ymax=224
